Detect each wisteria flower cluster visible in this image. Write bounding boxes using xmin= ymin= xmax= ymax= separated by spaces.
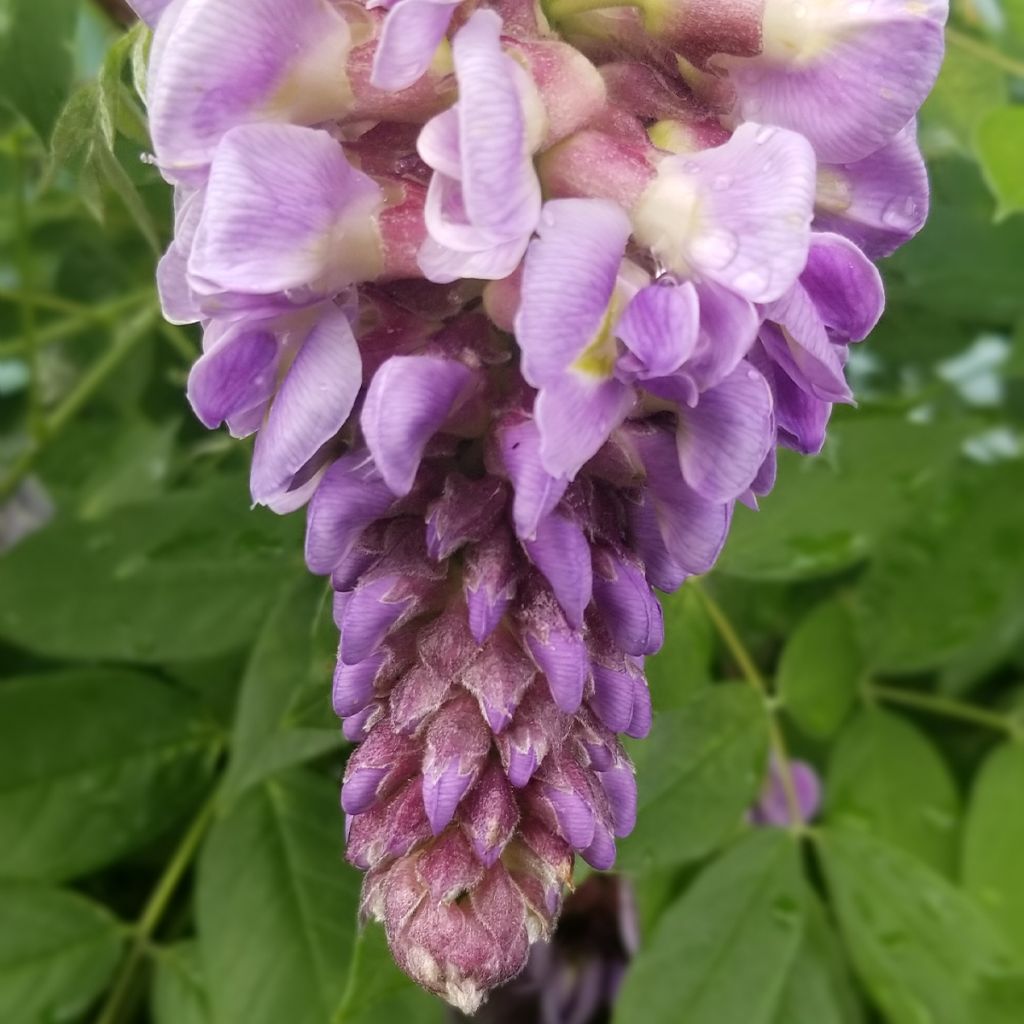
xmin=132 ymin=0 xmax=945 ymax=1011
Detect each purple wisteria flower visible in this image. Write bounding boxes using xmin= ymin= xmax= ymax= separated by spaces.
xmin=137 ymin=0 xmax=946 ymax=1011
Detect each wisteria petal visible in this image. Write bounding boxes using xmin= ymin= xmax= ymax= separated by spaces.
xmin=305 ymin=453 xmax=395 ymax=575
xmin=148 ymin=0 xmax=354 ymax=182
xmin=189 ymin=124 xmax=382 ymax=311
xmin=250 ymin=306 xmax=361 ymax=509
xmin=535 ymin=376 xmax=636 ymax=481
xmin=516 ymin=198 xmax=632 ymax=386
xmin=800 ymin=233 xmax=885 ymax=342
xmin=497 ymin=417 xmax=569 ymax=541
xmin=634 ymin=123 xmax=816 ymax=303
xmin=676 ymin=364 xmax=775 ymax=503
xmin=362 ymin=356 xmax=475 ymax=495
xmin=815 ymin=123 xmax=930 ymax=259
xmin=723 ymin=0 xmax=948 ymax=163
xmin=452 ymin=11 xmax=540 ymax=239
xmin=187 ymin=322 xmax=279 ymax=430
xmin=372 ymin=0 xmax=459 ymax=92
xmin=617 ymin=281 xmax=700 ymax=379
xmin=761 ymin=291 xmax=852 ymax=404
xmin=523 ymin=514 xmax=593 ymax=630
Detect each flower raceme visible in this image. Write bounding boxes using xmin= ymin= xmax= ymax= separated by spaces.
xmin=131 ymin=0 xmax=945 ymax=1011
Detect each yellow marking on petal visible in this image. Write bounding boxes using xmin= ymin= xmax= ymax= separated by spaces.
xmin=430 ymin=38 xmax=454 ymax=78
xmin=571 ymin=299 xmax=621 ymax=379
xmin=648 ymin=119 xmax=699 ymax=154
xmin=265 ymin=26 xmax=353 ymax=124
xmin=816 ymin=168 xmax=853 ymax=214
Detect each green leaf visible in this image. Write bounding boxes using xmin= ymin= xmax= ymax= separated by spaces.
xmin=616 ymin=685 xmax=769 ymax=872
xmin=856 ymin=463 xmax=1024 ymax=674
xmin=646 ymin=586 xmax=713 ymax=711
xmin=47 ymin=67 xmax=160 ymax=252
xmin=885 ymin=158 xmax=1024 ymax=324
xmin=76 ymin=416 xmax=177 ymax=519
xmin=221 ymin=577 xmax=342 ymax=805
xmin=0 ymin=478 xmax=303 ymax=662
xmin=614 ymin=830 xmax=804 ymax=1024
xmin=335 ymin=925 xmax=445 ymax=1024
xmin=772 ymin=893 xmax=865 ymax=1024
xmin=963 ymin=744 xmax=1024 ymax=960
xmin=0 ymin=881 xmax=123 ymax=1023
xmin=821 ymin=828 xmax=1024 ymax=1024
xmin=977 ymin=106 xmax=1024 ymax=219
xmin=825 ymin=709 xmax=960 ymax=875
xmin=152 ymin=942 xmax=211 ymax=1024
xmin=0 ymin=0 xmax=78 ymax=141
xmin=778 ymin=600 xmax=862 ymax=739
xmin=197 ymin=770 xmax=359 ymax=1024
xmin=920 ymin=40 xmax=1008 ymax=158
xmin=0 ymin=669 xmax=220 ymax=881
xmin=718 ymin=415 xmax=968 ymax=580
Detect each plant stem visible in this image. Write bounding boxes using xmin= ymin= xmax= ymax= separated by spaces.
xmin=11 ymin=132 xmax=42 ymax=442
xmin=946 ymin=26 xmax=1024 ymax=78
xmin=692 ymin=580 xmax=807 ymax=835
xmin=0 ymin=290 xmax=152 ymax=358
xmin=544 ymin=0 xmax=640 ymax=20
xmin=867 ymin=683 xmax=1022 ymax=739
xmin=93 ymin=788 xmax=221 ymax=1024
xmin=0 ymin=304 xmax=157 ymax=501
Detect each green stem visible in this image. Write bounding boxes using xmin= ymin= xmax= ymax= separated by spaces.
xmin=0 ymin=304 xmax=157 ymax=501
xmin=0 ymin=291 xmax=153 ymax=358
xmin=867 ymin=683 xmax=1022 ymax=739
xmin=93 ymin=789 xmax=221 ymax=1024
xmin=692 ymin=581 xmax=807 ymax=835
xmin=12 ymin=132 xmax=42 ymax=442
xmin=0 ymin=287 xmax=91 ymax=316
xmin=157 ymin=320 xmax=199 ymax=362
xmin=946 ymin=26 xmax=1024 ymax=78
xmin=544 ymin=0 xmax=640 ymax=21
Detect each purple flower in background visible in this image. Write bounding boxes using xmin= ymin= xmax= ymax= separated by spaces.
xmin=138 ymin=0 xmax=945 ymax=1010
xmin=750 ymin=756 xmax=822 ymax=828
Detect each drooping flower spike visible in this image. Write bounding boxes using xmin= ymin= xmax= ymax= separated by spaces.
xmin=138 ymin=0 xmax=946 ymax=1010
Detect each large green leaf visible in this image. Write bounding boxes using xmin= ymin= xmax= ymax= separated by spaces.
xmin=0 ymin=669 xmax=220 ymax=881
xmin=825 ymin=709 xmax=960 ymax=875
xmin=221 ymin=577 xmax=342 ymax=805
xmin=718 ymin=415 xmax=968 ymax=580
xmin=821 ymin=828 xmax=1024 ymax=1024
xmin=976 ymin=105 xmax=1024 ymax=220
xmin=856 ymin=463 xmax=1024 ymax=674
xmin=963 ymin=744 xmax=1024 ymax=960
xmin=772 ymin=893 xmax=865 ymax=1024
xmin=0 ymin=0 xmax=78 ymax=140
xmin=615 ymin=830 xmax=804 ymax=1024
xmin=197 ymin=770 xmax=359 ymax=1024
xmin=616 ymin=684 xmax=769 ymax=872
xmin=0 ymin=478 xmax=303 ymax=662
xmin=778 ymin=600 xmax=862 ymax=739
xmin=885 ymin=159 xmax=1024 ymax=324
xmin=0 ymin=882 xmax=123 ymax=1023
xmin=646 ymin=586 xmax=713 ymax=711
xmin=152 ymin=942 xmax=210 ymax=1024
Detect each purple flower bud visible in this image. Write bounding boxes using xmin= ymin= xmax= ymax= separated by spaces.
xmin=750 ymin=756 xmax=823 ymax=828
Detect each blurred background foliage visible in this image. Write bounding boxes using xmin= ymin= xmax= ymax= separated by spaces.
xmin=1 ymin=2 xmax=1024 ymax=1023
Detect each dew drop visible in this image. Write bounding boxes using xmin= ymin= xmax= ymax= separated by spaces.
xmin=689 ymin=227 xmax=739 ymax=271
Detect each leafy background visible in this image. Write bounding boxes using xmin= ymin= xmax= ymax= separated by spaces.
xmin=1 ymin=1 xmax=1024 ymax=1022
